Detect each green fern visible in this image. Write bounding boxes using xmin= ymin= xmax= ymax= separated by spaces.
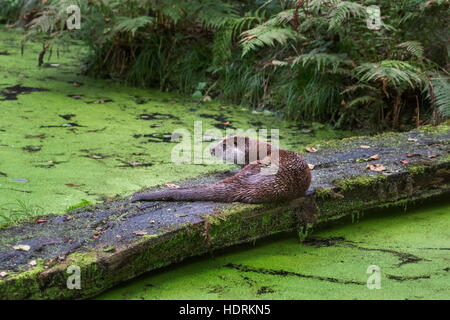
xmin=240 ymin=22 xmax=298 ymax=56
xmin=397 ymin=41 xmax=424 ymax=57
xmin=113 ymin=16 xmax=154 ymax=36
xmin=328 ymin=1 xmax=365 ymax=30
xmin=427 ymin=75 xmax=450 ymax=117
xmin=355 ymin=60 xmax=425 ymax=89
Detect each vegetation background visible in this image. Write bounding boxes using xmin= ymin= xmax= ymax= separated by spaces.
xmin=1 ymin=0 xmax=449 ymax=132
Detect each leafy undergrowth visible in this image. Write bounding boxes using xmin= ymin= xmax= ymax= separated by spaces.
xmin=97 ymin=201 xmax=450 ymax=300
xmin=0 ymin=27 xmax=355 ymax=226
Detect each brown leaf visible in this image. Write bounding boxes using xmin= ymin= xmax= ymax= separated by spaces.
xmin=92 ymin=233 xmax=100 ymax=239
xmin=366 ymin=164 xmax=386 ymax=172
xmin=66 ymin=216 xmax=72 ymax=221
xmin=165 ymin=183 xmax=180 ymax=189
xmin=408 ymin=137 xmax=418 ymax=142
xmin=0 ymin=272 xmax=8 ymax=278
xmin=400 ymin=159 xmax=409 ymax=164
xmin=223 ymin=121 xmax=230 ymax=126
xmin=134 ymin=231 xmax=148 ymax=236
xmin=360 ymin=145 xmax=370 ymax=149
xmin=308 ymin=164 xmax=315 ymax=170
xmin=65 ymin=183 xmax=82 ymax=187
xmin=406 ymin=153 xmax=420 ymax=158
xmin=36 ymin=219 xmax=47 ymax=223
xmin=428 ymin=154 xmax=437 ymax=158
xmin=305 ymin=147 xmax=318 ymax=153
xmin=368 ymin=154 xmax=380 ymax=161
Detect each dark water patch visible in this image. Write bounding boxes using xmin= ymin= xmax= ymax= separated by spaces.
xmin=35 ymin=160 xmax=66 ymax=168
xmin=303 ymin=236 xmax=347 ymax=248
xmin=117 ymin=160 xmax=154 ymax=168
xmin=87 ymin=127 xmax=107 ymax=133
xmin=68 ymin=94 xmax=83 ymax=99
xmin=344 ymin=243 xmax=426 ymax=267
xmin=386 ymin=274 xmax=430 ymax=281
xmin=199 ymin=113 xmax=236 ymax=130
xmin=225 ymin=263 xmax=365 ymax=285
xmin=138 ymin=113 xmax=178 ymax=121
xmin=257 ymin=286 xmax=275 ymax=295
xmin=86 ymin=98 xmax=114 ymax=104
xmin=25 ymin=133 xmax=46 ymax=139
xmin=23 ymin=145 xmax=41 ymax=153
xmin=0 ymin=85 xmax=48 ymax=100
xmin=135 ymin=97 xmax=151 ymax=104
xmin=134 ymin=132 xmax=182 ymax=143
xmin=40 ymin=122 xmax=83 ymax=128
xmin=59 ymin=114 xmax=76 ymax=120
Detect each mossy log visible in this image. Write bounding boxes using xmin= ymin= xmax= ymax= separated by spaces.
xmin=0 ymin=124 xmax=449 ymax=299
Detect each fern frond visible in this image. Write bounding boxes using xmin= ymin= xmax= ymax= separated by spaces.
xmin=328 ymin=1 xmax=366 ymax=30
xmin=427 ymin=76 xmax=450 ymax=117
xmin=397 ymin=41 xmax=424 ymax=57
xmin=348 ymin=95 xmax=379 ymax=108
xmin=113 ymin=16 xmax=154 ymax=36
xmin=355 ymin=60 xmax=425 ymax=89
xmin=240 ymin=23 xmax=298 ymax=56
xmin=292 ymin=53 xmax=351 ymax=72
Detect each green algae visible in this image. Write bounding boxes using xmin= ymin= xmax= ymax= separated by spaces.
xmin=96 ymin=201 xmax=450 ymax=300
xmin=0 ymin=27 xmax=354 ymax=225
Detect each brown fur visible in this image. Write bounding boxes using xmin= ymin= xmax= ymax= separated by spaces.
xmin=131 ymin=136 xmax=311 ymax=204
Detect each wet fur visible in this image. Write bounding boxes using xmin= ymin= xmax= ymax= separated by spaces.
xmin=131 ymin=137 xmax=311 ymax=204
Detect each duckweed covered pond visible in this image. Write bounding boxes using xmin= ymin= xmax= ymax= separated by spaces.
xmin=97 ymin=201 xmax=450 ymax=300
xmin=0 ymin=28 xmax=354 ymax=226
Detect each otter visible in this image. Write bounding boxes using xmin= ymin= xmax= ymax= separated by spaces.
xmin=131 ymin=136 xmax=311 ymax=204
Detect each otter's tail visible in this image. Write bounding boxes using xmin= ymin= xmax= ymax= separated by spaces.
xmin=131 ymin=184 xmax=233 ymax=203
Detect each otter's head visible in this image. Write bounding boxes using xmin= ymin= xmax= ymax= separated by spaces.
xmin=210 ymin=136 xmax=271 ymax=166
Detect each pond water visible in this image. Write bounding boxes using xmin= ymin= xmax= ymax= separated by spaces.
xmin=0 ymin=28 xmax=354 ymax=226
xmin=97 ymin=201 xmax=450 ymax=300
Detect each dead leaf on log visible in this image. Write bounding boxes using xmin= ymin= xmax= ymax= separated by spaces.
xmin=12 ymin=245 xmax=30 ymax=251
xmin=368 ymin=154 xmax=380 ymax=161
xmin=360 ymin=145 xmax=370 ymax=149
xmin=407 ymin=153 xmax=420 ymax=158
xmin=305 ymin=147 xmax=318 ymax=153
xmin=408 ymin=137 xmax=418 ymax=142
xmin=308 ymin=164 xmax=315 ymax=170
xmin=134 ymin=231 xmax=148 ymax=236
xmin=400 ymin=159 xmax=409 ymax=164
xmin=36 ymin=219 xmax=47 ymax=223
xmin=366 ymin=164 xmax=386 ymax=172
xmin=428 ymin=154 xmax=437 ymax=158
xmin=165 ymin=183 xmax=180 ymax=189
